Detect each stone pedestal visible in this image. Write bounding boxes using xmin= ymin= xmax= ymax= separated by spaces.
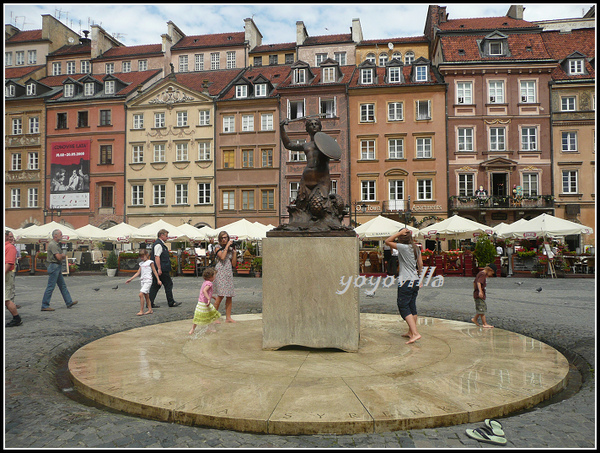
xmin=262 ymin=236 xmax=360 ymax=352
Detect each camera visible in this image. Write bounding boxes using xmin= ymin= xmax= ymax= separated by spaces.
xmin=230 ymin=235 xmax=241 ymax=249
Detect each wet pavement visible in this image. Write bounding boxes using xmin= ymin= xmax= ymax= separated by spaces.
xmin=4 ymin=273 xmax=596 ymax=448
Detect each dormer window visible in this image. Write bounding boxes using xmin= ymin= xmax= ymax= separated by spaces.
xmin=569 ymin=59 xmax=584 ymax=75
xmin=6 ymin=85 xmax=15 ymax=97
xmin=415 ymin=65 xmax=428 ymax=82
xmin=294 ymin=68 xmax=306 ymax=84
xmin=64 ymin=84 xmax=74 ymax=98
xmin=105 ymin=80 xmax=115 ymax=94
xmin=27 ymin=83 xmax=36 ymax=96
xmin=236 ymin=85 xmax=248 ymax=98
xmin=322 ymin=66 xmax=336 ymax=83
xmin=360 ymin=68 xmax=374 ymax=84
xmin=489 ymin=42 xmax=503 ymax=56
xmin=255 ymin=83 xmax=267 ymax=97
xmin=388 ymin=67 xmax=401 ymax=83
xmin=85 ymin=82 xmax=95 ymax=96
xmin=481 ymin=31 xmax=509 ymax=57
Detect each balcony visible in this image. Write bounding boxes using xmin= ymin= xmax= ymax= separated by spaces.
xmin=449 ymin=195 xmax=554 ymax=210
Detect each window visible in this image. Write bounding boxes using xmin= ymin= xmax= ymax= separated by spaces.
xmin=388 ymin=138 xmax=404 ymax=159
xmin=334 ymin=52 xmax=346 ymax=65
xmin=388 ymin=67 xmax=401 ymax=83
xmin=198 ymin=110 xmax=210 ymax=126
xmin=57 ymin=113 xmax=68 ymax=129
xmin=316 ymin=53 xmax=327 ymax=66
xmin=100 ymin=145 xmax=113 ymax=164
xmin=210 ymin=52 xmax=220 ymax=70
xmin=365 ymin=53 xmax=376 ymax=63
xmin=290 ymin=182 xmax=300 ymax=201
xmin=154 ymin=112 xmax=165 ymax=128
xmin=360 ymin=140 xmax=375 ymax=160
xmin=84 ymin=82 xmax=95 ymax=96
xmin=522 ymin=173 xmax=538 ymax=196
xmin=457 ymin=128 xmax=474 ymax=152
xmin=254 ymin=56 xmax=263 ymax=66
xmin=198 ymin=142 xmax=211 ymax=160
xmin=11 ymin=153 xmax=22 ymax=170
xmin=223 ymin=150 xmax=235 ymax=168
xmin=458 ymin=174 xmax=474 ymax=196
xmin=15 ymin=51 xmax=24 ymax=65
xmin=27 ymin=50 xmax=37 ymax=64
xmin=28 ymin=152 xmax=39 ymax=170
xmin=197 ymin=183 xmax=211 ymax=204
xmin=6 ymin=85 xmax=15 ymax=97
xmin=66 ymin=61 xmax=76 ymax=74
xmin=417 ymin=179 xmax=433 ymax=200
xmin=176 ymin=143 xmax=188 ymax=161
xmin=77 ymin=111 xmax=89 ymax=128
xmin=242 ymin=190 xmax=255 ymax=210
xmin=290 ymin=142 xmax=307 ymax=161
xmin=138 ymin=60 xmax=148 ymax=71
xmin=490 ymin=127 xmax=506 ymax=151
xmin=361 ymin=180 xmax=376 ymax=201
xmin=255 ymin=83 xmax=267 ymax=97
xmin=12 ymin=118 xmax=22 ymax=135
xmin=5 ymin=52 xmax=12 ymax=66
xmin=561 ymin=132 xmax=577 ymax=152
xmin=133 ymin=114 xmax=144 ymax=129
xmin=52 ymin=62 xmax=61 ymax=75
xmin=389 ymin=180 xmax=404 ymax=204
xmin=285 ymin=53 xmax=294 ymax=64
xmin=261 ymin=149 xmax=273 ymax=167
xmin=404 ymin=51 xmax=415 ymax=65
xmin=175 ymin=184 xmax=188 ymax=205
xmin=489 ymin=42 xmax=503 ymax=55
xmin=488 ymin=80 xmax=505 ymax=103
xmin=11 ymin=189 xmax=20 ymax=208
xmin=322 ymin=67 xmax=336 ymax=83
xmin=265 ymin=54 xmax=276 ymax=66
xmin=64 ymin=84 xmax=74 ymax=97
xmin=153 ymin=184 xmax=166 ymax=205
xmin=569 ymin=59 xmax=584 ymax=75
xmin=227 ymin=51 xmax=236 ymax=69
xmin=153 ymin=144 xmax=166 ymax=162
xmin=179 ymin=55 xmax=188 ymax=72
xmin=561 ymin=97 xmax=576 ymax=111
xmin=261 ymin=113 xmax=273 ymax=131
xmin=132 ymin=185 xmax=144 ymax=205
xmin=242 ymin=150 xmax=254 ymax=168
xmin=360 ymin=68 xmax=373 ymax=84
xmin=81 ymin=60 xmax=90 ymax=73
xmin=105 ymin=63 xmax=114 ymax=74
xmin=379 ymin=53 xmax=388 ymax=67
xmin=132 ymin=145 xmax=144 ymax=163
xmin=101 ymin=186 xmax=113 ymax=208
xmin=104 ymin=80 xmax=115 ymax=94
xmin=562 ymin=170 xmax=578 ymax=194
xmin=122 ymin=61 xmax=131 ymax=72
xmin=388 ymin=102 xmax=403 ymax=121
xmin=521 ymin=127 xmax=538 ymax=151
xmin=176 ymin=111 xmax=188 ymax=127
xmin=294 ymin=68 xmax=306 ymax=84
xmin=520 ymin=80 xmax=536 ymax=103
xmin=416 ymin=137 xmax=432 ymax=158
xmin=223 ymin=116 xmax=235 ymax=133
xmin=194 ymin=54 xmax=204 ymax=71
xmin=288 ymin=100 xmax=304 ymax=119
xmin=99 ymin=110 xmax=112 ymax=126
xmin=416 ymin=100 xmax=431 ymax=120
xmin=28 ymin=188 xmax=38 ymax=207
xmin=320 ymin=98 xmax=336 ymax=118
xmin=360 ymin=104 xmax=375 ymax=122
xmin=236 ymin=85 xmax=248 ymax=98
xmin=261 ymin=189 xmax=275 ymax=210
xmin=26 ymin=83 xmax=36 ymax=96
xmin=457 ymin=82 xmax=472 ymax=104
xmin=222 ymin=190 xmax=235 ymax=210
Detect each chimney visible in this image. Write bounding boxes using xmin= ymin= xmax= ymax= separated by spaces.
xmin=296 ymin=21 xmax=308 ymax=46
xmin=351 ymin=18 xmax=363 ymax=43
xmin=506 ymin=5 xmax=524 ymax=20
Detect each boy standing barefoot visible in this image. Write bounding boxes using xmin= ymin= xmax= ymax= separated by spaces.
xmin=472 ymin=263 xmax=497 ymax=328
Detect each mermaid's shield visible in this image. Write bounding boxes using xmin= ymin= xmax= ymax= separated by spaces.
xmin=314 ymin=132 xmax=342 ymax=160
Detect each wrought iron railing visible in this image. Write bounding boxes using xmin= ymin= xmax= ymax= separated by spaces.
xmin=449 ymin=195 xmax=554 ymax=210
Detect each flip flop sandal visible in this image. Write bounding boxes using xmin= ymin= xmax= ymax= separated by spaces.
xmin=485 ymin=418 xmax=505 ymax=437
xmin=465 ymin=426 xmax=507 ymax=445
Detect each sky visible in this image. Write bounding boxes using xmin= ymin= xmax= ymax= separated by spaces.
xmin=4 ymin=3 xmax=595 ymax=46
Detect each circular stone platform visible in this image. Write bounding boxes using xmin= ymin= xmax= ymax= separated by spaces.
xmin=68 ymin=314 xmax=569 ymax=435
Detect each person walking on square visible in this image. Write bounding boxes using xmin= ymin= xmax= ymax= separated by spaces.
xmin=149 ymin=229 xmax=181 ymax=308
xmin=472 ymin=263 xmax=497 ymax=328
xmin=5 ymin=231 xmax=23 ymax=327
xmin=126 ymin=249 xmax=161 ymax=316
xmin=212 ymin=231 xmax=236 ymax=323
xmin=385 ymin=228 xmax=423 ymax=344
xmin=41 ymin=229 xmax=78 ymax=311
xmin=189 ymin=267 xmax=221 ymax=334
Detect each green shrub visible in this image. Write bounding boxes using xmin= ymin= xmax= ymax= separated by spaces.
xmin=105 ymin=251 xmax=118 ymax=269
xmin=473 ymin=235 xmax=496 ymax=268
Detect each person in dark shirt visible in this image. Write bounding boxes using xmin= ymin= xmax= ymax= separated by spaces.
xmin=472 ymin=263 xmax=496 ymax=328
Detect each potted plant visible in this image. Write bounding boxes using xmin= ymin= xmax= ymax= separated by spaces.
xmin=236 ymin=261 xmax=252 ymax=275
xmin=252 ymin=257 xmax=262 ymax=277
xmin=473 ymin=235 xmax=496 ymax=270
xmin=105 ymin=251 xmax=118 ymax=277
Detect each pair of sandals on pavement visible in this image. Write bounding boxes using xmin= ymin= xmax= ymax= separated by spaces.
xmin=466 ymin=419 xmax=506 ymax=445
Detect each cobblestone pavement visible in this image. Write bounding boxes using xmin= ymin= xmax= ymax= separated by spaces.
xmin=4 ymin=273 xmax=596 ymax=448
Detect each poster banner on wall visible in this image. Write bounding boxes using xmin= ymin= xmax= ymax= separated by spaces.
xmin=49 ymin=140 xmax=90 ymax=208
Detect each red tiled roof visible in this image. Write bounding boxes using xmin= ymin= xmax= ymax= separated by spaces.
xmin=37 ymin=74 xmax=73 ymax=87
xmin=48 ymin=44 xmax=92 ymax=57
xmin=251 ymin=42 xmax=296 ymax=53
xmin=94 ymin=44 xmax=163 ymax=60
xmin=219 ymin=65 xmax=292 ymax=100
xmin=6 ymin=29 xmax=44 ymax=43
xmin=541 ymin=28 xmax=595 ymax=60
xmin=439 ymin=16 xmax=539 ymax=32
xmin=5 ymin=65 xmax=46 ymax=80
xmin=550 ymin=60 xmax=595 ymax=82
xmin=171 ymin=68 xmax=245 ymax=96
xmin=440 ymin=33 xmax=552 ymax=62
xmin=358 ymin=36 xmax=429 ymax=46
xmin=172 ymin=32 xmax=245 ymax=50
xmin=303 ymin=34 xmax=353 ymax=46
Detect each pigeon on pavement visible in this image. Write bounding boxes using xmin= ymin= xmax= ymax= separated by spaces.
xmin=536 ymin=287 xmax=542 ymax=292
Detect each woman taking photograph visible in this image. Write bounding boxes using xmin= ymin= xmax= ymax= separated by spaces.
xmin=212 ymin=231 xmax=236 ymax=323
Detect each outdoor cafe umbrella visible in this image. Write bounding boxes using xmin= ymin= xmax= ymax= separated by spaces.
xmin=103 ymin=222 xmax=141 ymax=243
xmin=214 ymin=218 xmax=266 ymax=241
xmin=500 ymin=213 xmax=593 ymax=239
xmin=176 ymin=223 xmax=213 ymax=241
xmin=15 ymin=221 xmax=80 ymax=243
xmin=74 ymin=224 xmax=108 ymax=242
xmin=354 ymin=215 xmax=419 ymax=239
xmin=130 ymin=219 xmax=191 ymax=242
xmin=252 ymin=222 xmax=275 ymax=239
xmin=495 ymin=218 xmax=530 ymax=239
xmin=419 ymin=215 xmax=493 ymax=240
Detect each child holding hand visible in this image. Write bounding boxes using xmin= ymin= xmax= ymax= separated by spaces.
xmin=189 ymin=267 xmax=221 ymax=334
xmin=126 ymin=249 xmax=161 ymax=316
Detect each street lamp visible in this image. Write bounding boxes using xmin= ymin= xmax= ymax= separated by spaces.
xmin=352 ymin=202 xmax=367 ymax=227
xmin=43 ymin=207 xmax=62 ymax=222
